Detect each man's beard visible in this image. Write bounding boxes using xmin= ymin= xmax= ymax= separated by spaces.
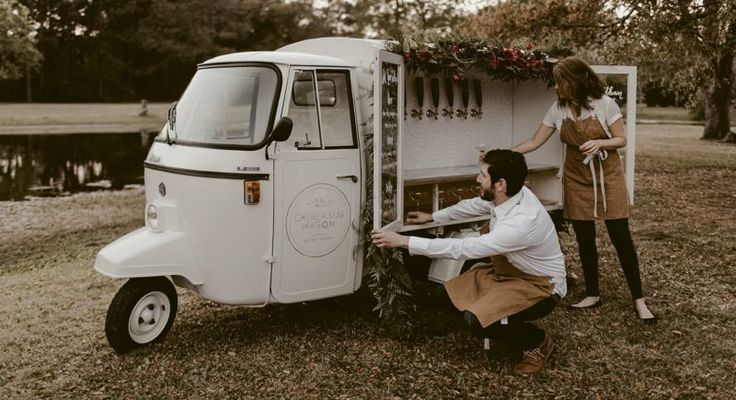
xmin=480 ymin=186 xmax=494 ymax=202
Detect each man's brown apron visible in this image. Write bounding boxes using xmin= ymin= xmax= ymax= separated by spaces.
xmin=560 ymin=116 xmax=629 ymax=220
xmin=444 ymin=255 xmax=555 ymax=328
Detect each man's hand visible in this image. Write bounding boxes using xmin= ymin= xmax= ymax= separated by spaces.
xmin=371 ymin=229 xmax=410 ymax=249
xmin=405 ymin=211 xmax=433 ymax=224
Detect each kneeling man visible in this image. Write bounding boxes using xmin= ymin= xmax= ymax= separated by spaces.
xmin=372 ymin=150 xmax=566 ymax=375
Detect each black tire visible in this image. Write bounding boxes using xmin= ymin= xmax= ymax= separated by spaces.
xmin=105 ymin=277 xmax=178 ymax=354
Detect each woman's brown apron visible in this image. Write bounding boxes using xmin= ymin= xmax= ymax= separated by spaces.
xmin=444 ymin=255 xmax=555 ymax=328
xmin=560 ymin=116 xmax=629 ymax=220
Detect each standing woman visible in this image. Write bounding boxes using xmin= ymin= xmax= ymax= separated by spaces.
xmin=511 ymin=57 xmax=656 ymax=323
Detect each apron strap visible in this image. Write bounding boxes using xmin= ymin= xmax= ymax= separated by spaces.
xmin=583 ymin=150 xmax=608 ymax=218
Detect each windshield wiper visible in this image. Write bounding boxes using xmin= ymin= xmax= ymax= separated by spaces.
xmin=165 ymin=101 xmax=178 ymax=145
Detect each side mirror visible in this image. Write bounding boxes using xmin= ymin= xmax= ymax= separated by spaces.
xmin=269 ymin=117 xmax=293 ymax=143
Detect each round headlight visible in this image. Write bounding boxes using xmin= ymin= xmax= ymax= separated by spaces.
xmin=146 ymin=205 xmax=158 ymax=229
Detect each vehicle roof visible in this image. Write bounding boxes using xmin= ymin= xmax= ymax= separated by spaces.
xmin=201 ymin=51 xmax=354 ymax=68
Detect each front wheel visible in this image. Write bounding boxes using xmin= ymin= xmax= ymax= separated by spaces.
xmin=105 ymin=277 xmax=178 ymax=354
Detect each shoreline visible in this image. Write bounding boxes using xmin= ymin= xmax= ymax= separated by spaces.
xmin=0 ymin=119 xmax=717 ymax=136
xmin=1 ymin=102 xmax=730 ymax=135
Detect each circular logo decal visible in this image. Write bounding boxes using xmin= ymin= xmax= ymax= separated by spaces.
xmin=286 ymin=184 xmax=351 ymax=257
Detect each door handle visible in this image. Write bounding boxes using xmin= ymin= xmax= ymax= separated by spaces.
xmin=336 ymin=174 xmax=358 ymax=183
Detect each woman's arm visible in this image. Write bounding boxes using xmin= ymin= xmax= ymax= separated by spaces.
xmin=511 ymin=124 xmax=556 ymax=154
xmin=579 ymin=118 xmax=626 ymax=156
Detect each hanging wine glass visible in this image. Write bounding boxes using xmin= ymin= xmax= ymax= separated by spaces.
xmin=437 ymin=189 xmax=447 ymax=209
xmin=409 ymin=190 xmax=428 ymax=211
xmin=452 ymin=187 xmax=467 ymax=203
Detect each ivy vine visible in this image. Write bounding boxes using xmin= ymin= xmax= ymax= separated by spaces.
xmin=356 ymin=117 xmax=416 ymax=340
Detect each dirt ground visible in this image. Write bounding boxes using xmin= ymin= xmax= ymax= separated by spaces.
xmin=1 ymin=124 xmax=735 ymax=399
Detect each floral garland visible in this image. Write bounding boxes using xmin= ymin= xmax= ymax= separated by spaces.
xmin=386 ymin=36 xmax=555 ymax=83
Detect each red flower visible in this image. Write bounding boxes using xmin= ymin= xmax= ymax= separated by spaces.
xmin=503 ymin=48 xmax=513 ymax=59
xmin=453 ymin=74 xmax=462 ymax=81
xmin=403 ymin=52 xmax=410 ymax=62
xmin=489 ymin=55 xmax=499 ymax=69
xmin=513 ymin=48 xmax=522 ymax=59
xmin=526 ymin=59 xmax=539 ymax=68
xmin=526 ymin=42 xmax=534 ymax=51
xmin=452 ymin=44 xmax=460 ymax=54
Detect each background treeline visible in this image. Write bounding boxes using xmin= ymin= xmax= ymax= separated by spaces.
xmin=2 ymin=0 xmax=336 ymax=101
xmin=2 ymin=0 xmax=734 ymax=140
xmin=0 ymin=0 xmax=467 ymax=102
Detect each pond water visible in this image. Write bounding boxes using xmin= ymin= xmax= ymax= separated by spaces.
xmin=0 ymin=133 xmax=156 ymax=201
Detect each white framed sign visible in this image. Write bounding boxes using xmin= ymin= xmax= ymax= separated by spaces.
xmin=373 ymin=50 xmax=404 ymax=230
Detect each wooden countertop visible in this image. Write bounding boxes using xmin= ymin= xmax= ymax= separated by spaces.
xmin=404 ymin=163 xmax=559 ymax=185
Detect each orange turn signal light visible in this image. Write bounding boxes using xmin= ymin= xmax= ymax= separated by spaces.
xmin=244 ymin=181 xmax=260 ymax=205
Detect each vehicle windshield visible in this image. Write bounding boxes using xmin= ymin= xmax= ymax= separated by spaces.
xmin=165 ymin=66 xmax=279 ymax=147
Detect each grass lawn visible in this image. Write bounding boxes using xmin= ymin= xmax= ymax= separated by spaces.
xmin=1 ymin=123 xmax=734 ymax=398
xmin=0 ymin=102 xmax=733 ymax=133
xmin=0 ymin=103 xmax=168 ymax=125
xmin=636 ymin=105 xmax=698 ymax=121
xmin=0 ymin=103 xmax=168 ymax=134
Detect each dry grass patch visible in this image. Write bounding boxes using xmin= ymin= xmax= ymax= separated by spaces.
xmin=1 ymin=124 xmax=735 ymax=398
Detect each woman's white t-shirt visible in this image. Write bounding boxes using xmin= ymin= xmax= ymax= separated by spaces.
xmin=542 ymin=95 xmax=623 ymax=138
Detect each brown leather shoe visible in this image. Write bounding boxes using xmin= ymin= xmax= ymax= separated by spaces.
xmin=513 ymin=332 xmax=554 ymax=375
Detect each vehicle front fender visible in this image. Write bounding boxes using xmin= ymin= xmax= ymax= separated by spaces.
xmin=94 ymin=227 xmax=204 ymax=285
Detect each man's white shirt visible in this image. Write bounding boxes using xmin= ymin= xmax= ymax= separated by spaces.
xmin=407 ymin=186 xmax=567 ymax=297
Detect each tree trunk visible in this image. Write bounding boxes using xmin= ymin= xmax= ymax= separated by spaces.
xmin=702 ymin=82 xmax=732 ymax=140
xmin=25 ymin=64 xmax=32 ymax=102
xmin=701 ymin=51 xmax=734 ymax=140
xmin=702 ymin=5 xmax=736 ymax=141
xmin=724 ymin=131 xmax=736 ymax=143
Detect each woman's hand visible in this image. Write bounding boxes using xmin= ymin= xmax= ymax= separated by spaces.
xmin=579 ymin=139 xmax=602 ymax=156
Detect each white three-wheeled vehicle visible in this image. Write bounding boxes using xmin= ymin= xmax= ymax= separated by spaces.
xmin=95 ymin=38 xmax=637 ymax=353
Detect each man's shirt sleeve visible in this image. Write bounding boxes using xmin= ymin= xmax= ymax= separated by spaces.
xmin=432 ymin=197 xmax=493 ymax=223
xmin=408 ymin=222 xmax=531 ymax=260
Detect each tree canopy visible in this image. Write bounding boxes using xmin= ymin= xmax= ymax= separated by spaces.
xmin=463 ymin=0 xmax=736 ymax=140
xmin=3 ymin=0 xmax=336 ymax=101
xmin=0 ymin=0 xmax=41 ymax=80
xmin=3 ymin=0 xmax=734 ymax=141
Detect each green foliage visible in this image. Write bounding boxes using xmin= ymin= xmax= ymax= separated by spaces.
xmin=359 ymin=206 xmax=416 ymax=339
xmin=320 ymin=0 xmax=469 ymax=39
xmin=356 ymin=122 xmax=416 ymax=340
xmin=10 ymin=0 xmax=337 ymax=101
xmin=0 ymin=0 xmax=41 ymax=80
xmin=463 ymin=0 xmax=736 ymax=140
xmin=387 ymin=34 xmax=556 ymax=83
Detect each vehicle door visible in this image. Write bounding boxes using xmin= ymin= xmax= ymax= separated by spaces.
xmin=271 ymin=67 xmax=361 ymax=302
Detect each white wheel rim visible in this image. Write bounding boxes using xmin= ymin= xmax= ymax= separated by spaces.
xmin=128 ymin=291 xmax=171 ymax=344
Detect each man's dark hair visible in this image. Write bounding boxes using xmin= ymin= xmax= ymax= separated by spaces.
xmin=482 ymin=149 xmax=528 ymax=196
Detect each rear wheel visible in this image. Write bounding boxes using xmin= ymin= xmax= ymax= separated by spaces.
xmin=105 ymin=277 xmax=178 ymax=354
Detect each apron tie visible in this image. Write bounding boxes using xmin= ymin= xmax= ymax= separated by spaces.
xmin=582 ymin=149 xmax=608 ymax=218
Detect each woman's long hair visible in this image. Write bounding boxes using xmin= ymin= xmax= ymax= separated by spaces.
xmin=553 ymin=57 xmax=605 ymax=110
